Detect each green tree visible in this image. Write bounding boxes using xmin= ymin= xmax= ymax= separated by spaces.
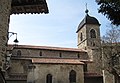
xmin=96 ymin=0 xmax=120 ymax=26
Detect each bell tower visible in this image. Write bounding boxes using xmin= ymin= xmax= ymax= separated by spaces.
xmin=76 ymin=9 xmax=101 ymax=50
xmin=76 ymin=8 xmax=102 ymax=74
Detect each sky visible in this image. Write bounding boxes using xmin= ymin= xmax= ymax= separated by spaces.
xmin=9 ymin=0 xmax=110 ymax=48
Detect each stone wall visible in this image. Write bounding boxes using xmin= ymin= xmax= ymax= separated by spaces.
xmin=9 ymin=59 xmax=31 ymax=74
xmin=12 ymin=48 xmax=89 ymax=60
xmin=27 ymin=64 xmax=84 ymax=83
xmin=0 ymin=0 xmax=11 ymax=70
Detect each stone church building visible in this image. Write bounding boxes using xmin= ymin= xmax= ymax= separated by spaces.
xmin=5 ymin=9 xmax=104 ymax=83
xmin=0 ymin=0 xmax=119 ymax=83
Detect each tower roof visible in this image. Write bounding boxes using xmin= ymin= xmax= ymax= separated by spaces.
xmin=76 ymin=13 xmax=100 ymax=33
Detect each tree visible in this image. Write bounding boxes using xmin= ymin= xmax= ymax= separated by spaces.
xmin=101 ymin=25 xmax=120 ymax=83
xmin=102 ymin=25 xmax=120 ymax=43
xmin=96 ymin=0 xmax=120 ymax=26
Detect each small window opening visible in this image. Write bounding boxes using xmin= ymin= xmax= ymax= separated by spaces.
xmin=83 ymin=63 xmax=88 ymax=72
xmin=39 ymin=51 xmax=42 ymax=56
xmin=80 ymin=33 xmax=83 ymax=41
xmin=59 ymin=53 xmax=62 ymax=57
xmin=46 ymin=74 xmax=52 ymax=83
xmin=17 ymin=50 xmax=21 ymax=56
xmin=77 ymin=53 xmax=80 ymax=58
xmin=69 ymin=70 xmax=76 ymax=83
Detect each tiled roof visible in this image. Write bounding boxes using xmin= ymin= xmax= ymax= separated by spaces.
xmin=32 ymin=58 xmax=84 ymax=65
xmin=11 ymin=0 xmax=49 ymax=14
xmin=76 ymin=14 xmax=100 ymax=33
xmin=8 ymin=44 xmax=86 ymax=52
xmin=11 ymin=57 xmax=91 ymax=64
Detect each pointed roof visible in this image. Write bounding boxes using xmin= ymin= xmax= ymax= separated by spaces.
xmin=76 ymin=10 xmax=100 ymax=33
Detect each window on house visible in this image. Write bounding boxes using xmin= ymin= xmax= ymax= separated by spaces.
xmin=46 ymin=74 xmax=52 ymax=83
xmin=69 ymin=70 xmax=76 ymax=83
xmin=17 ymin=50 xmax=21 ymax=56
xmin=90 ymin=29 xmax=96 ymax=38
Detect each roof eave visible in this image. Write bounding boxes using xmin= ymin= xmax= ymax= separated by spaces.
xmin=11 ymin=0 xmax=49 ymax=14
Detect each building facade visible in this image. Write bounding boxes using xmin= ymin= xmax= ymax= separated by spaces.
xmin=0 ymin=1 xmax=119 ymax=83
xmin=5 ymin=10 xmax=104 ymax=83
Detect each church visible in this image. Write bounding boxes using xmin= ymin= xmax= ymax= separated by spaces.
xmin=0 ymin=0 xmax=119 ymax=83
xmin=5 ymin=9 xmax=104 ymax=83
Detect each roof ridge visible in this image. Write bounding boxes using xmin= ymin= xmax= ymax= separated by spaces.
xmin=8 ymin=44 xmax=86 ymax=52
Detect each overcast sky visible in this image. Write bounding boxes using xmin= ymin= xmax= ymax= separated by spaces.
xmin=9 ymin=0 xmax=110 ymax=48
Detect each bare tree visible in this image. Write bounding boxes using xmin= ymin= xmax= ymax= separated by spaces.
xmin=101 ymin=24 xmax=120 ymax=83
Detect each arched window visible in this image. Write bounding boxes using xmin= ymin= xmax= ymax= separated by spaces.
xmin=46 ymin=74 xmax=52 ymax=83
xmin=80 ymin=33 xmax=83 ymax=41
xmin=17 ymin=50 xmax=21 ymax=56
xmin=69 ymin=70 xmax=76 ymax=83
xmin=90 ymin=29 xmax=96 ymax=38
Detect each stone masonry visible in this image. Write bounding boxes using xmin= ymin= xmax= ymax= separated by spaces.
xmin=0 ymin=0 xmax=11 ymax=71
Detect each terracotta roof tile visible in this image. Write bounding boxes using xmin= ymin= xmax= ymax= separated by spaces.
xmin=8 ymin=44 xmax=86 ymax=52
xmin=32 ymin=58 xmax=84 ymax=65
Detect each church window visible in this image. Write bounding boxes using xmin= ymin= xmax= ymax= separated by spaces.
xmin=77 ymin=53 xmax=80 ymax=58
xmin=80 ymin=33 xmax=83 ymax=41
xmin=90 ymin=29 xmax=96 ymax=38
xmin=59 ymin=52 xmax=62 ymax=57
xmin=17 ymin=50 xmax=21 ymax=56
xmin=83 ymin=63 xmax=88 ymax=72
xmin=46 ymin=74 xmax=52 ymax=83
xmin=39 ymin=51 xmax=42 ymax=56
xmin=69 ymin=70 xmax=76 ymax=83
